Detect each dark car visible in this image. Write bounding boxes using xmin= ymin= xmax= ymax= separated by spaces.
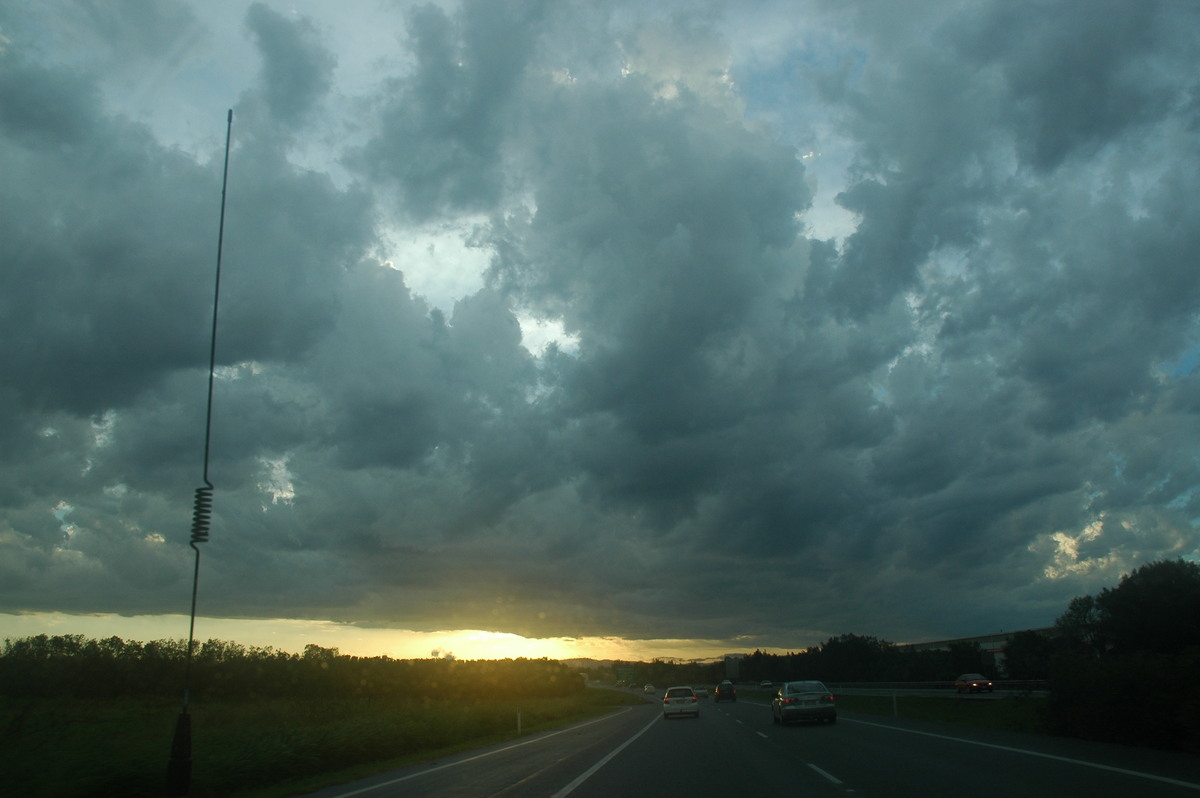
xmin=955 ymin=673 xmax=994 ymax=693
xmin=714 ymin=680 xmax=737 ymax=702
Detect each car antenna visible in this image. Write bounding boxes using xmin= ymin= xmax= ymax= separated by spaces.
xmin=167 ymin=108 xmax=233 ymax=798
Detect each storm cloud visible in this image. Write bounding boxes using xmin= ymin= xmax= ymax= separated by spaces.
xmin=2 ymin=0 xmax=1198 ymax=652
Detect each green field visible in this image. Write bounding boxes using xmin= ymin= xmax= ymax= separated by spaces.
xmin=0 ymin=690 xmax=646 ymax=798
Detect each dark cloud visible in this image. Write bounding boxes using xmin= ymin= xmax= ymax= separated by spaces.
xmin=244 ymin=2 xmax=335 ymax=125
xmin=347 ymin=1 xmax=548 ymax=219
xmin=0 ymin=105 xmax=218 ymax=414
xmin=0 ymin=56 xmax=101 ymax=146
xmin=1 ymin=0 xmax=1198 ymax=652
xmin=950 ymin=0 xmax=1186 ymax=172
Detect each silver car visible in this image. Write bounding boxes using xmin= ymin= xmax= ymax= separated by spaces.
xmin=771 ymin=680 xmax=837 ymax=725
xmin=662 ymin=685 xmax=701 ymax=718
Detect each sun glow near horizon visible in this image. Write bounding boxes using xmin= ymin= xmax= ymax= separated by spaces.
xmin=0 ymin=612 xmax=742 ymax=663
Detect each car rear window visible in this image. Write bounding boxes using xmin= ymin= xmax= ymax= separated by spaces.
xmin=666 ymin=688 xmax=693 ymax=697
xmin=788 ymin=681 xmax=826 ymax=693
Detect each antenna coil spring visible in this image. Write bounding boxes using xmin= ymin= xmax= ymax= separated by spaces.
xmin=190 ymin=485 xmax=213 ymax=545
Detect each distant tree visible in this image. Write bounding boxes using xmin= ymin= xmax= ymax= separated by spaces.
xmin=892 ymin=647 xmax=953 ymax=681
xmin=1002 ymin=630 xmax=1054 ymax=679
xmin=197 ymin=638 xmax=247 ymax=662
xmin=1054 ymin=594 xmax=1104 ymax=655
xmin=946 ymin=641 xmax=986 ymax=677
xmin=303 ymin=643 xmax=340 ymax=662
xmin=1095 ymin=559 xmax=1200 ymax=657
xmin=814 ymin=634 xmax=893 ymax=682
xmin=742 ymin=650 xmax=775 ymax=682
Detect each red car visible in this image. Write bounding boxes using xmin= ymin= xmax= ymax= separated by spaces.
xmin=955 ymin=673 xmax=994 ymax=693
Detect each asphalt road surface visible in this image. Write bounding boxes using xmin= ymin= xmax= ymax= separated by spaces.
xmin=301 ymin=696 xmax=1200 ymax=797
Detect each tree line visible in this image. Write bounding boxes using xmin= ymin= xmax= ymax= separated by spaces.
xmin=0 ymin=636 xmax=583 ymax=702
xmin=600 ymin=559 xmax=1200 ymax=753
xmin=5 ymin=559 xmax=1196 ymax=751
xmin=602 ymin=634 xmax=1002 ymax=690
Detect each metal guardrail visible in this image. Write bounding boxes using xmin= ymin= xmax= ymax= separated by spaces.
xmin=826 ymin=680 xmax=1050 ymax=698
xmin=827 ymin=680 xmax=1049 ymax=691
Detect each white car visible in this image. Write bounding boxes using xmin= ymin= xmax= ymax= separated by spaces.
xmin=662 ymin=685 xmax=700 ymax=718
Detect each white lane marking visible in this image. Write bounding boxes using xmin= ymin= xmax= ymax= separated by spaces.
xmin=807 ymin=763 xmax=843 ymax=785
xmin=550 ymin=713 xmax=661 ymax=797
xmin=329 ymin=707 xmax=633 ymax=797
xmin=751 ymin=706 xmax=845 ymax=784
xmin=846 ymin=718 xmax=1200 ymax=791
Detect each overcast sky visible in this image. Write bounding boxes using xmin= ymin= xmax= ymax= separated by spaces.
xmin=2 ymin=0 xmax=1198 ymax=660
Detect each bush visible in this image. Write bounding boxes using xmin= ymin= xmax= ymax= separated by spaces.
xmin=1047 ymin=648 xmax=1200 ymax=753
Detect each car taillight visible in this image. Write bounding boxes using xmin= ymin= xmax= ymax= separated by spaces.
xmin=691 ymin=696 xmax=697 ymax=702
xmin=824 ymin=695 xmax=835 ymax=702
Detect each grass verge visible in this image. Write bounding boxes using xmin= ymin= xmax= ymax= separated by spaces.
xmin=0 ymin=689 xmax=645 ymax=798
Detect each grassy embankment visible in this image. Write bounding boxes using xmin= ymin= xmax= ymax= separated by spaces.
xmin=0 ymin=689 xmax=646 ymax=798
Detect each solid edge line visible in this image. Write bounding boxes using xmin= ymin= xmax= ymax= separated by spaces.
xmin=330 ymin=707 xmax=633 ymax=797
xmin=846 ymin=718 xmax=1200 ymax=791
xmin=550 ymin=712 xmax=661 ymax=798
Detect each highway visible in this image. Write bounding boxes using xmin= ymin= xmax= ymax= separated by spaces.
xmin=301 ymin=694 xmax=1200 ymax=797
